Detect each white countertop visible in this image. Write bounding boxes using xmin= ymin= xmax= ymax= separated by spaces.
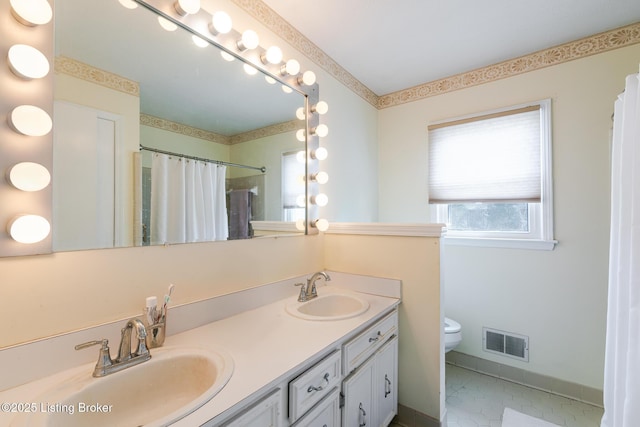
xmin=0 ymin=276 xmax=400 ymax=427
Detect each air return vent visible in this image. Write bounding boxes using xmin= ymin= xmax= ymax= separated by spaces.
xmin=482 ymin=327 xmax=529 ymax=362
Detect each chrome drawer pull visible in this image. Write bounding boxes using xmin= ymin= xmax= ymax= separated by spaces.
xmin=385 ymin=374 xmax=392 ymax=397
xmin=307 ymin=372 xmax=330 ymax=393
xmin=368 ymin=331 xmax=382 ymax=343
xmin=359 ymin=403 xmax=367 ymax=426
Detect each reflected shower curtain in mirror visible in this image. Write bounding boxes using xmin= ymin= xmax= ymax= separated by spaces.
xmin=602 ymin=70 xmax=640 ymax=427
xmin=150 ymin=153 xmax=228 ymax=244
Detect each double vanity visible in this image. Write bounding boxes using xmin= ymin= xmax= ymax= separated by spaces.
xmin=0 ymin=271 xmax=401 ymax=426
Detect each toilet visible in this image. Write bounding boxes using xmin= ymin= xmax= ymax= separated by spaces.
xmin=444 ymin=317 xmax=462 ymax=353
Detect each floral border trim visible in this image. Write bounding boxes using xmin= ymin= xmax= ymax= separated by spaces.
xmin=378 ymin=22 xmax=640 ymax=108
xmin=54 ymin=56 xmax=139 ymax=97
xmin=140 ymin=114 xmax=230 ymax=145
xmin=230 ymin=119 xmax=299 ymax=144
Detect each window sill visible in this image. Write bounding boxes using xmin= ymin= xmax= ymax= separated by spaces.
xmin=443 ymin=236 xmax=557 ymax=251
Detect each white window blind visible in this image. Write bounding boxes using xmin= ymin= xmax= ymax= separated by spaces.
xmin=428 ymin=105 xmax=541 ymax=204
xmin=282 ymin=151 xmax=305 ymax=221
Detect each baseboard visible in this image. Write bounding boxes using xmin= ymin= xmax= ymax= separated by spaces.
xmin=446 ymin=351 xmax=603 ymax=407
xmin=393 ymin=404 xmax=443 ymax=427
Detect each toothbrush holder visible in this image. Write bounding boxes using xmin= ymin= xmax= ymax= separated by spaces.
xmin=145 ymin=310 xmax=166 ymax=349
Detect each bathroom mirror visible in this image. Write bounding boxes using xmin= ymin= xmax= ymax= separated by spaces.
xmin=51 ymin=0 xmax=307 ymax=251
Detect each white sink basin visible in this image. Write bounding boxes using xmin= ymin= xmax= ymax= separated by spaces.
xmin=286 ymin=292 xmax=370 ymax=321
xmin=11 ymin=346 xmax=233 ymax=427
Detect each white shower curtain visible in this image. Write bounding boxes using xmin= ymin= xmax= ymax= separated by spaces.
xmin=602 ymin=70 xmax=640 ymax=427
xmin=150 ymin=153 xmax=228 ymax=244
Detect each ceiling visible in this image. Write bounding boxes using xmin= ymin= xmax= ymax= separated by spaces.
xmin=261 ymin=0 xmax=640 ymax=95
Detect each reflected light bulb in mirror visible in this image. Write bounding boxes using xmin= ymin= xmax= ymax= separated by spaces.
xmin=313 ymin=171 xmax=329 ymax=184
xmin=311 ymin=124 xmax=329 ymax=137
xmin=263 ymin=46 xmax=283 ymax=65
xmin=7 ymin=162 xmax=51 ymax=191
xmin=282 ymin=85 xmax=293 ymax=94
xmin=8 ymin=44 xmax=49 ymax=79
xmin=296 ymin=107 xmax=305 ymax=120
xmin=296 ymin=129 xmax=306 ymax=142
xmin=281 ymin=59 xmax=300 ymax=76
xmin=237 ymin=30 xmax=259 ymax=51
xmin=265 ymin=75 xmax=276 ymax=84
xmin=174 ymin=0 xmax=200 ymax=16
xmin=10 ymin=0 xmax=53 ymax=25
xmin=192 ymin=35 xmax=208 ymax=48
xmin=313 ymin=219 xmax=329 ymax=232
xmin=312 ymin=101 xmax=329 ymax=115
xmin=298 ymin=70 xmax=316 ymax=86
xmin=296 ymin=151 xmax=306 ymax=163
xmin=312 ymin=193 xmax=328 ymax=207
xmin=243 ymin=63 xmax=258 ymax=75
xmin=220 ymin=51 xmax=235 ymax=62
xmin=311 ymin=147 xmax=328 ymax=160
xmin=7 ymin=214 xmax=51 ymax=244
xmin=9 ymin=105 xmax=52 ymax=136
xmin=295 ymin=219 xmax=306 ymax=231
xmin=118 ymin=0 xmax=138 ymax=9
xmin=210 ymin=11 xmax=232 ymax=35
xmin=158 ymin=16 xmax=177 ymax=31
xmin=296 ymin=195 xmax=306 ymax=207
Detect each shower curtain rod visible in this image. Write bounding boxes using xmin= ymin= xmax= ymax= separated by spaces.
xmin=140 ymin=145 xmax=266 ymax=173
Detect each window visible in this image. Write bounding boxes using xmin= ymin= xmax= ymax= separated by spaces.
xmin=282 ymin=151 xmax=305 ymax=222
xmin=428 ymin=100 xmax=556 ymax=250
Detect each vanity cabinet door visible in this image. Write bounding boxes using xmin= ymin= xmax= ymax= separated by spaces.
xmin=222 ymin=389 xmax=283 ymax=427
xmin=376 ymin=336 xmax=398 ymax=427
xmin=292 ymin=388 xmax=340 ymax=427
xmin=342 ymin=356 xmax=375 ymax=427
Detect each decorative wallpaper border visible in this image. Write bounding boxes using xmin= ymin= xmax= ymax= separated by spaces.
xmin=230 ymin=119 xmax=299 ymax=144
xmin=54 ymin=56 xmax=139 ymax=97
xmin=140 ymin=113 xmax=229 ymax=144
xmin=231 ymin=1 xmax=640 ymax=109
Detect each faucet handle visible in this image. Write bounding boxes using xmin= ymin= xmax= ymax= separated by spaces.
xmin=295 ymin=282 xmax=308 ymax=302
xmin=75 ymin=339 xmax=113 ymax=377
xmin=75 ymin=339 xmax=109 ymax=351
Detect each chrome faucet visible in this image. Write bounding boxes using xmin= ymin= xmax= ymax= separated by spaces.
xmin=75 ymin=317 xmax=151 ymax=377
xmin=296 ymin=271 xmax=331 ymax=302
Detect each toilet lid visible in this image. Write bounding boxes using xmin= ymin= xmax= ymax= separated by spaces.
xmin=444 ymin=317 xmax=461 ymax=333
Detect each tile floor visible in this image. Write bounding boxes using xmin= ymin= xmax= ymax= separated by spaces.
xmin=445 ymin=364 xmax=604 ymax=427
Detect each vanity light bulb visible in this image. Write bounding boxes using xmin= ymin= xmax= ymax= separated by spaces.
xmin=298 ymin=70 xmax=316 ymax=86
xmin=10 ymin=0 xmax=53 ymax=25
xmin=8 ymin=44 xmax=50 ymax=80
xmin=265 ymin=75 xmax=276 ymax=84
xmin=312 ymin=101 xmax=329 ymax=115
xmin=312 ymin=124 xmax=329 ymax=138
xmin=312 ymin=147 xmax=328 ymax=161
xmin=296 ymin=107 xmax=306 ymax=120
xmin=7 ymin=214 xmax=50 ymax=244
xmin=158 ymin=16 xmax=178 ymax=31
xmin=282 ymin=85 xmax=293 ymax=94
xmin=118 ymin=0 xmax=138 ymax=10
xmin=295 ymin=219 xmax=306 ymax=231
xmin=210 ymin=11 xmax=232 ymax=35
xmin=296 ymin=195 xmax=307 ymax=208
xmin=174 ymin=0 xmax=200 ymax=16
xmin=220 ymin=51 xmax=235 ymax=62
xmin=237 ymin=30 xmax=259 ymax=51
xmin=263 ymin=46 xmax=283 ymax=65
xmin=314 ymin=219 xmax=330 ymax=232
xmin=312 ymin=193 xmax=329 ymax=207
xmin=7 ymin=162 xmax=51 ymax=191
xmin=313 ymin=171 xmax=329 ymax=184
xmin=296 ymin=151 xmax=306 ymax=163
xmin=243 ymin=63 xmax=258 ymax=75
xmin=296 ymin=129 xmax=306 ymax=142
xmin=281 ymin=59 xmax=300 ymax=76
xmin=9 ymin=105 xmax=52 ymax=137
xmin=192 ymin=35 xmax=208 ymax=48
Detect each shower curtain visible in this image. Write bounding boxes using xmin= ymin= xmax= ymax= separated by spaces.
xmin=150 ymin=153 xmax=228 ymax=244
xmin=602 ymin=70 xmax=640 ymax=427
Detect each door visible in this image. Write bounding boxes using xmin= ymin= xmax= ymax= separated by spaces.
xmin=342 ymin=356 xmax=375 ymax=427
xmin=376 ymin=336 xmax=398 ymax=426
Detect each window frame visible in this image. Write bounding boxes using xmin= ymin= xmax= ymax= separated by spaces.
xmin=429 ymin=99 xmax=557 ymax=250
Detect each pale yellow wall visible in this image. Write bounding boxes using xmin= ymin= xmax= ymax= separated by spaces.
xmin=378 ymin=44 xmax=640 ymax=390
xmin=324 ymin=234 xmax=442 ymax=420
xmin=140 ymin=125 xmax=230 ymax=164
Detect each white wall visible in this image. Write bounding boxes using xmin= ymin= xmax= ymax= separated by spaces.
xmin=378 ymin=44 xmax=640 ymax=390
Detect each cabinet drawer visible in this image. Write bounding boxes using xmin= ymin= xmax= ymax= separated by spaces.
xmin=289 ymin=350 xmax=342 ymax=422
xmin=292 ymin=387 xmax=340 ymax=427
xmin=343 ymin=310 xmax=398 ymax=374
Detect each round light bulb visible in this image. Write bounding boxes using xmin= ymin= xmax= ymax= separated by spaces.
xmin=312 ymin=147 xmax=328 ymax=160
xmin=8 ymin=44 xmax=50 ymax=79
xmin=7 ymin=214 xmax=50 ymax=244
xmin=313 ymin=171 xmax=329 ymax=184
xmin=263 ymin=46 xmax=283 ymax=64
xmin=174 ymin=0 xmax=200 ymax=16
xmin=210 ymin=11 xmax=232 ymax=34
xmin=281 ymin=59 xmax=300 ymax=76
xmin=243 ymin=63 xmax=258 ymax=75
xmin=296 ymin=129 xmax=306 ymax=142
xmin=282 ymin=85 xmax=293 ymax=94
xmin=296 ymin=195 xmax=306 ymax=208
xmin=265 ymin=75 xmax=276 ymax=84
xmin=192 ymin=35 xmax=208 ymax=48
xmin=296 ymin=151 xmax=306 ymax=163
xmin=298 ymin=70 xmax=316 ymax=86
xmin=296 ymin=107 xmax=305 ymax=120
xmin=9 ymin=105 xmax=52 ymax=136
xmin=7 ymin=162 xmax=51 ymax=191
xmin=10 ymin=0 xmax=53 ymax=25
xmin=314 ymin=219 xmax=329 ymax=232
xmin=312 ymin=101 xmax=329 ymax=115
xmin=158 ymin=16 xmax=178 ymax=31
xmin=238 ymin=30 xmax=259 ymax=51
xmin=312 ymin=124 xmax=329 ymax=137
xmin=312 ymin=193 xmax=328 ymax=206
xmin=295 ymin=219 xmax=305 ymax=231
xmin=220 ymin=51 xmax=235 ymax=62
xmin=118 ymin=0 xmax=138 ymax=9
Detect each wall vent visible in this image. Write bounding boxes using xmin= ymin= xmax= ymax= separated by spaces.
xmin=482 ymin=327 xmax=529 ymax=362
